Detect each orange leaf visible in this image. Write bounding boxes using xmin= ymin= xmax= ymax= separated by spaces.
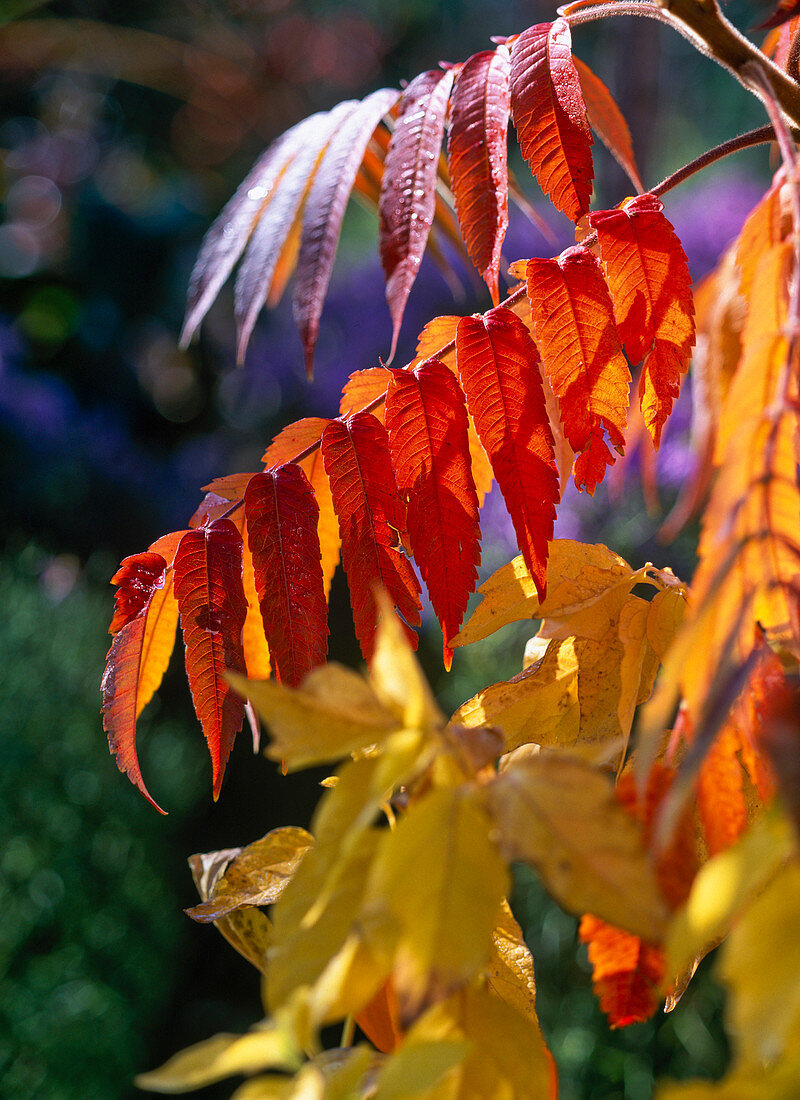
xmin=340 ymin=367 xmax=392 ymax=420
xmin=241 ymin=532 xmax=271 ymax=681
xmin=455 ymin=307 xmax=558 ymax=598
xmin=173 ymin=520 xmax=248 ymax=799
xmin=385 ymin=359 xmax=481 ymax=667
xmin=102 ymin=551 xmax=172 ymax=813
xmin=448 ymin=46 xmax=511 ymax=303
xmin=355 ymin=976 xmax=404 ymax=1054
xmin=589 ymin=194 xmax=695 ymax=446
xmin=509 ymin=19 xmax=594 ymax=222
xmin=697 ymin=725 xmax=749 ymax=857
xmin=321 ymin=413 xmax=422 ymax=660
xmin=579 ymin=915 xmax=665 ymax=1028
xmin=525 ymin=245 xmax=630 ymax=493
xmin=380 ymin=69 xmax=455 ymax=360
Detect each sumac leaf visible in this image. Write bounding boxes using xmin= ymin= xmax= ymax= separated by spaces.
xmin=579 ymin=916 xmax=665 ymax=1027
xmin=456 ymin=307 xmax=558 ymax=599
xmin=379 ymin=68 xmax=455 ymax=360
xmin=102 ymin=550 xmax=171 ymax=812
xmin=509 ymin=19 xmax=594 ymax=221
xmin=589 ymin=193 xmax=695 ymax=446
xmin=293 ymin=88 xmax=400 ymax=375
xmin=385 ymin=360 xmax=481 ymax=667
xmin=321 ymin=413 xmax=422 ymax=660
xmin=173 ymin=519 xmax=248 ymax=799
xmin=235 ymin=102 xmax=357 ymax=362
xmin=244 ymin=464 xmax=328 ymax=687
xmin=525 ymin=245 xmax=630 ymax=494
xmin=448 ymin=46 xmax=511 ymax=304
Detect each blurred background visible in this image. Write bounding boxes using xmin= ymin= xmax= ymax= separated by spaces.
xmin=0 ymin=0 xmax=776 ymax=1096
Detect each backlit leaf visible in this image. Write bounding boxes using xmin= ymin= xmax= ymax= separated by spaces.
xmin=380 ymin=68 xmax=455 ymax=360
xmin=229 ymin=663 xmax=399 ymax=770
xmin=293 ymin=88 xmax=400 ymax=375
xmin=509 ymin=19 xmax=594 ymax=221
xmin=364 ymin=786 xmax=509 ymax=1019
xmin=136 ymin=1027 xmax=301 ymax=1093
xmin=235 ymin=103 xmax=356 ymax=361
xmin=244 ymin=464 xmax=328 ymax=687
xmin=525 ymin=245 xmax=630 ymax=493
xmin=455 ymin=307 xmax=558 ymax=598
xmin=579 ymin=915 xmax=665 ymax=1027
xmin=485 ymin=754 xmax=669 ymax=940
xmin=102 ymin=550 xmax=172 ymax=813
xmin=321 ymin=413 xmax=422 ymax=660
xmin=173 ymin=520 xmax=248 ymax=799
xmin=589 ymin=194 xmax=695 ymax=446
xmin=448 ymin=46 xmax=511 ymax=303
xmin=385 ymin=359 xmax=481 ymax=666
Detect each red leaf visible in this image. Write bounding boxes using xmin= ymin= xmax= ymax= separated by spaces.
xmin=293 ymin=88 xmax=400 ymax=376
xmin=572 ymin=57 xmax=643 ymax=193
xmin=509 ymin=19 xmax=594 ymax=222
xmin=102 ymin=551 xmax=170 ymax=813
xmin=181 ymin=116 xmax=321 ymax=347
xmin=244 ymin=464 xmax=328 ymax=687
xmin=109 ymin=551 xmax=169 ymax=635
xmin=262 ymin=418 xmax=341 ymax=598
xmin=455 ymin=307 xmax=558 ymax=598
xmin=385 ymin=359 xmax=481 ymax=667
xmin=525 ymin=245 xmax=630 ymax=494
xmin=321 ymin=413 xmax=421 ymax=660
xmin=234 ymin=102 xmax=357 ymax=362
xmin=589 ymin=194 xmax=695 ymax=447
xmin=379 ymin=68 xmax=455 ymax=360
xmin=173 ymin=520 xmax=248 ymax=799
xmin=579 ymin=915 xmax=665 ymax=1028
xmin=448 ymin=47 xmax=511 ymax=304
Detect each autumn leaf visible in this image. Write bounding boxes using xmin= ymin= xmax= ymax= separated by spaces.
xmin=173 ymin=519 xmax=248 ymax=799
xmin=580 ymin=915 xmax=665 ymax=1027
xmin=379 ymin=69 xmax=455 ymax=360
xmin=244 ymin=464 xmax=328 ymax=687
xmin=293 ymin=88 xmax=400 ymax=375
xmin=509 ymin=19 xmax=594 ymax=221
xmin=186 ymin=826 xmax=313 ymax=922
xmin=448 ymin=46 xmax=511 ymax=303
xmin=525 ymin=245 xmax=631 ymax=493
xmin=456 ymin=307 xmax=558 ymax=598
xmin=364 ymin=786 xmax=509 ymax=1020
xmin=385 ymin=359 xmax=481 ymax=666
xmin=321 ymin=413 xmax=422 ymax=659
xmin=485 ymin=754 xmax=669 ymax=940
xmin=589 ymin=193 xmax=695 ymax=446
xmin=136 ymin=1027 xmax=301 ymax=1093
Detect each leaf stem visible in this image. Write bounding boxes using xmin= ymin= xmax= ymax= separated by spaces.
xmin=651 ymin=124 xmax=777 ymax=198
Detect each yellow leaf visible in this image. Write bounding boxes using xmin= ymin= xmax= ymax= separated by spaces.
xmin=666 ymin=808 xmax=796 ymax=983
xmin=645 ymin=587 xmax=687 ymax=663
xmin=364 ymin=787 xmax=509 ymax=1019
xmin=452 ymin=540 xmax=642 ymax=648
xmin=370 ymin=591 xmax=444 ymax=732
xmin=371 ymin=1040 xmax=470 ymax=1100
xmin=721 ymin=858 xmax=800 ymax=1065
xmin=398 ymin=983 xmax=554 ymax=1099
xmin=486 ymin=903 xmax=540 ymax=1027
xmin=188 ymin=848 xmax=274 ymax=974
xmin=186 ymin=826 xmax=313 ymax=922
xmin=229 ymin=664 xmax=400 ymax=770
xmin=135 ymin=1025 xmax=301 ymax=1093
xmin=485 ymin=755 xmax=669 ymax=941
xmin=232 ymin=1047 xmax=377 ymax=1100
xmin=242 ymin=531 xmax=271 ymax=680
